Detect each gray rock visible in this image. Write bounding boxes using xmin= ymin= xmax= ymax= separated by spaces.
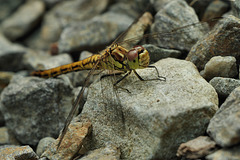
xmin=0 ymin=0 xmax=25 ymax=22
xmin=36 ymin=137 xmax=55 ymax=156
xmin=206 ymin=145 xmax=240 ymax=160
xmin=209 ymin=77 xmax=240 ymax=98
xmin=0 ymin=71 xmax=14 ymax=93
xmin=79 ymin=143 xmax=120 ymax=160
xmin=201 ymin=0 xmax=230 ymax=22
xmin=207 ymin=86 xmax=240 ymax=147
xmin=150 ymin=0 xmax=209 ymax=51
xmin=232 ymin=0 xmax=240 ymax=18
xmin=0 ymin=75 xmax=74 ymax=145
xmin=0 ymin=34 xmax=26 ymax=71
xmin=201 ymin=56 xmax=238 ymax=81
xmin=1 ymin=0 xmax=45 ymax=41
xmin=0 ymin=127 xmax=19 ymax=145
xmin=81 ymin=58 xmax=218 ymax=160
xmin=177 ymin=136 xmax=217 ymax=159
xmin=143 ymin=44 xmax=182 ymax=62
xmin=186 ymin=15 xmax=240 ymax=70
xmin=23 ymin=50 xmax=73 ymax=70
xmin=58 ymin=12 xmax=133 ymax=53
xmin=33 ymin=0 xmax=109 ymax=50
xmin=0 ymin=145 xmax=38 ymax=160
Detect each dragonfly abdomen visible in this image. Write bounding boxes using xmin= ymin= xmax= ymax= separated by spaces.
xmin=31 ymin=54 xmax=102 ymax=78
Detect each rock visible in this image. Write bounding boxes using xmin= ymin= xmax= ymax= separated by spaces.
xmin=206 ymin=145 xmax=240 ymax=160
xmin=36 ymin=137 xmax=55 ymax=156
xmin=58 ymin=11 xmax=133 ymax=53
xmin=200 ymin=56 xmax=238 ymax=81
xmin=232 ymin=0 xmax=240 ymax=18
xmin=0 ymin=75 xmax=74 ymax=146
xmin=0 ymin=71 xmax=14 ymax=93
xmin=0 ymin=127 xmax=19 ymax=145
xmin=186 ymin=15 xmax=240 ymax=70
xmin=79 ymin=143 xmax=120 ymax=160
xmin=41 ymin=120 xmax=92 ymax=160
xmin=0 ymin=0 xmax=25 ymax=22
xmin=1 ymin=0 xmax=45 ymax=41
xmin=143 ymin=44 xmax=182 ymax=62
xmin=209 ymin=77 xmax=240 ymax=98
xmin=0 ymin=34 xmax=27 ymax=71
xmin=81 ymin=58 xmax=218 ymax=160
xmin=150 ymin=0 xmax=209 ymax=51
xmin=33 ymin=0 xmax=109 ymax=50
xmin=207 ymin=86 xmax=240 ymax=147
xmin=176 ymin=136 xmax=217 ymax=159
xmin=23 ymin=50 xmax=73 ymax=70
xmin=0 ymin=145 xmax=38 ymax=160
xmin=201 ymin=0 xmax=230 ymax=22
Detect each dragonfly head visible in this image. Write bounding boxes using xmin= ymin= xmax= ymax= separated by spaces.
xmin=126 ymin=45 xmax=150 ymax=69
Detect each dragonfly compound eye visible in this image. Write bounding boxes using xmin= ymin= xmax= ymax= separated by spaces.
xmin=127 ymin=46 xmax=144 ymax=61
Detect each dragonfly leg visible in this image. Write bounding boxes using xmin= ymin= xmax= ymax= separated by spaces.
xmin=114 ymin=70 xmax=132 ymax=85
xmin=147 ymin=66 xmax=166 ymax=81
xmin=100 ymin=72 xmax=123 ymax=80
xmin=133 ymin=67 xmax=166 ymax=82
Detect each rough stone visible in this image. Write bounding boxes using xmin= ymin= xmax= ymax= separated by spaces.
xmin=41 ymin=121 xmax=92 ymax=160
xmin=1 ymin=0 xmax=45 ymax=41
xmin=0 ymin=75 xmax=74 ymax=146
xmin=81 ymin=58 xmax=218 ymax=160
xmin=79 ymin=143 xmax=120 ymax=160
xmin=0 ymin=127 xmax=19 ymax=145
xmin=186 ymin=15 xmax=240 ymax=70
xmin=0 ymin=34 xmax=26 ymax=71
xmin=36 ymin=137 xmax=55 ymax=156
xmin=143 ymin=44 xmax=182 ymax=62
xmin=209 ymin=77 xmax=240 ymax=98
xmin=150 ymin=0 xmax=209 ymax=51
xmin=207 ymin=86 xmax=240 ymax=147
xmin=206 ymin=145 xmax=240 ymax=160
xmin=201 ymin=56 xmax=238 ymax=81
xmin=176 ymin=136 xmax=217 ymax=159
xmin=0 ymin=145 xmax=38 ymax=160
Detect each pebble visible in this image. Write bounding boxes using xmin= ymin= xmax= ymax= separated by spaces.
xmin=0 ymin=145 xmax=38 ymax=160
xmin=0 ymin=75 xmax=74 ymax=146
xmin=200 ymin=56 xmax=238 ymax=81
xmin=177 ymin=136 xmax=217 ymax=159
xmin=209 ymin=77 xmax=240 ymax=98
xmin=207 ymin=86 xmax=240 ymax=147
xmin=1 ymin=0 xmax=45 ymax=41
xmin=186 ymin=15 xmax=240 ymax=70
xmin=206 ymin=145 xmax=240 ymax=160
xmin=36 ymin=137 xmax=55 ymax=156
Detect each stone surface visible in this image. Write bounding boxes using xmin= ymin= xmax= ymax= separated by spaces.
xmin=79 ymin=143 xmax=120 ymax=160
xmin=201 ymin=56 xmax=238 ymax=81
xmin=32 ymin=0 xmax=109 ymax=50
xmin=202 ymin=0 xmax=230 ymax=22
xmin=143 ymin=44 xmax=182 ymax=62
xmin=0 ymin=0 xmax=25 ymax=22
xmin=58 ymin=11 xmax=133 ymax=53
xmin=209 ymin=77 xmax=240 ymax=98
xmin=0 ymin=71 xmax=14 ymax=93
xmin=176 ymin=136 xmax=217 ymax=159
xmin=0 ymin=127 xmax=19 ymax=145
xmin=81 ymin=58 xmax=218 ymax=160
xmin=150 ymin=0 xmax=209 ymax=51
xmin=1 ymin=0 xmax=45 ymax=41
xmin=0 ymin=34 xmax=26 ymax=71
xmin=41 ymin=121 xmax=92 ymax=160
xmin=186 ymin=15 xmax=240 ymax=70
xmin=0 ymin=145 xmax=38 ymax=160
xmin=0 ymin=75 xmax=74 ymax=146
xmin=207 ymin=86 xmax=240 ymax=147
xmin=206 ymin=145 xmax=240 ymax=160
xmin=23 ymin=50 xmax=73 ymax=71
xmin=36 ymin=137 xmax=55 ymax=156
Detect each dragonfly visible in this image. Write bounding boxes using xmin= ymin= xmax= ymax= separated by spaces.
xmin=31 ymin=8 xmax=223 ymax=151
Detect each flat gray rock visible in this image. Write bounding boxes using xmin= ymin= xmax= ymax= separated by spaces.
xmin=0 ymin=75 xmax=74 ymax=146
xmin=207 ymin=86 xmax=240 ymax=147
xmin=81 ymin=58 xmax=218 ymax=160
